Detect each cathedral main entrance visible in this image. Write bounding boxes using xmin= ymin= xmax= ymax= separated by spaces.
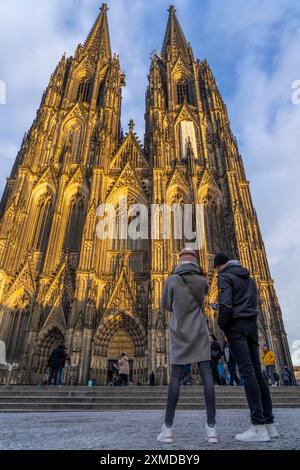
xmin=31 ymin=327 xmax=65 ymax=384
xmin=107 ymin=329 xmax=134 ymax=383
xmin=90 ymin=312 xmax=147 ymax=385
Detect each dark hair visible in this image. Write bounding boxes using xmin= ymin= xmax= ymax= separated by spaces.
xmin=209 ymin=334 xmax=217 ymax=341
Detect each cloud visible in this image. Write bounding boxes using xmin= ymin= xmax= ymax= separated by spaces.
xmin=201 ymin=0 xmax=300 ymax=360
xmin=0 ymin=0 xmax=299 ymax=362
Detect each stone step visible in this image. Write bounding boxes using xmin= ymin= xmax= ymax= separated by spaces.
xmin=0 ymin=386 xmax=299 ymax=412
xmin=2 ymin=385 xmax=298 ymax=389
xmin=0 ymin=386 xmax=298 ymax=394
xmin=0 ymin=402 xmax=299 ymax=412
xmin=1 ymin=396 xmax=300 ymax=403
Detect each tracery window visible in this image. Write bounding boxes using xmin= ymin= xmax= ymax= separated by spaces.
xmin=77 ymin=79 xmax=91 ymax=103
xmin=97 ymin=81 xmax=105 ymax=107
xmin=65 ymin=196 xmax=85 ymax=252
xmin=177 ymin=81 xmax=189 ymax=105
xmin=32 ymin=194 xmax=53 ymax=252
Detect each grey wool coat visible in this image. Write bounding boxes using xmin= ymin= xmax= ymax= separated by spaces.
xmin=162 ymin=262 xmax=211 ymax=365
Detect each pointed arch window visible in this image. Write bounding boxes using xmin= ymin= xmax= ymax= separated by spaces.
xmin=97 ymin=81 xmax=106 ymax=107
xmin=65 ymin=196 xmax=86 ymax=252
xmin=177 ymin=81 xmax=189 ymax=105
xmin=77 ymin=78 xmax=91 ymax=103
xmin=32 ymin=194 xmax=53 ymax=252
xmin=179 ymin=121 xmax=198 ymax=161
xmin=64 ymin=124 xmax=83 ymax=164
xmin=6 ymin=305 xmax=30 ymax=363
xmin=111 ymin=202 xmax=147 ymax=253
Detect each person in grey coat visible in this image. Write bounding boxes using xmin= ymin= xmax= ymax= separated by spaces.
xmin=157 ymin=248 xmax=218 ymax=444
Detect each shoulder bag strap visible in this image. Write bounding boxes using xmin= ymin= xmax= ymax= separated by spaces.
xmin=176 ymin=273 xmax=202 ymax=308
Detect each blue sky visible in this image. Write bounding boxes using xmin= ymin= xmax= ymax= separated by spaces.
xmin=0 ymin=0 xmax=300 ymax=364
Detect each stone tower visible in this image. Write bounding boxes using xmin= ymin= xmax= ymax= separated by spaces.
xmin=0 ymin=4 xmax=293 ymax=385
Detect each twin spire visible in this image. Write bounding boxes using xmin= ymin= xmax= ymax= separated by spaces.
xmin=83 ymin=3 xmax=190 ymax=64
xmin=161 ymin=5 xmax=191 ymax=61
xmin=84 ymin=3 xmax=111 ymax=61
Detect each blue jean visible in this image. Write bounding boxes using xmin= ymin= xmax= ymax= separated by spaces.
xmin=57 ymin=367 xmax=64 ymax=385
xmin=265 ymin=365 xmax=275 ymax=385
xmin=228 ymin=362 xmax=240 ymax=385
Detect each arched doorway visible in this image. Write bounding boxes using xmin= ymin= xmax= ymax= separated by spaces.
xmin=91 ymin=312 xmax=147 ymax=385
xmin=107 ymin=329 xmax=134 ymax=383
xmin=31 ymin=327 xmax=65 ymax=384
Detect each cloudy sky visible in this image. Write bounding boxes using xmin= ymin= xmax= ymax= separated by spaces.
xmin=0 ymin=0 xmax=300 ymax=363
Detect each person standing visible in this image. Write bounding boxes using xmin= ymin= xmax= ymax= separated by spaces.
xmin=281 ymin=367 xmax=291 ymax=386
xmin=283 ymin=365 xmax=293 ymax=385
xmin=57 ymin=346 xmax=70 ymax=386
xmin=262 ymin=345 xmax=276 ymax=386
xmin=217 ymin=358 xmax=229 ymax=385
xmin=182 ymin=364 xmax=192 ymax=385
xmin=223 ymin=336 xmax=240 ymax=386
xmin=157 ymin=248 xmax=218 ymax=444
xmin=48 ymin=345 xmax=67 ymax=386
xmin=209 ymin=334 xmax=223 ymax=385
xmin=149 ymin=371 xmax=156 ymax=386
xmin=273 ymin=370 xmax=280 ymax=387
xmin=118 ymin=353 xmax=130 ymax=386
xmin=214 ymin=253 xmax=278 ymax=442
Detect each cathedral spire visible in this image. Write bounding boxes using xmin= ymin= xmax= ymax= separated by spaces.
xmin=83 ymin=3 xmax=111 ymax=63
xmin=161 ymin=5 xmax=190 ymax=61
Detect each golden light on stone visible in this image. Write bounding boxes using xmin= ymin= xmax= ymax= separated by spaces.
xmin=0 ymin=4 xmax=293 ymax=386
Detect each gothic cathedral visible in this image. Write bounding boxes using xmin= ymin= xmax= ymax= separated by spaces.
xmin=0 ymin=4 xmax=293 ymax=384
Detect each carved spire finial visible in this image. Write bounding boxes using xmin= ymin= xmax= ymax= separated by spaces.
xmin=129 ymin=119 xmax=135 ymax=132
xmin=100 ymin=3 xmax=108 ymax=12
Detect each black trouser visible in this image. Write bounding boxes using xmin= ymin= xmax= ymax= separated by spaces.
xmin=119 ymin=374 xmax=128 ymax=386
xmin=211 ymin=359 xmax=222 ymax=385
xmin=48 ymin=367 xmax=59 ymax=385
xmin=165 ymin=361 xmax=216 ymax=427
xmin=226 ymin=318 xmax=274 ymax=425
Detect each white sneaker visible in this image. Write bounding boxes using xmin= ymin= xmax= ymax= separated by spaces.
xmin=157 ymin=424 xmax=173 ymax=443
xmin=266 ymin=423 xmax=279 ymax=438
xmin=206 ymin=424 xmax=218 ymax=443
xmin=235 ymin=425 xmax=270 ymax=442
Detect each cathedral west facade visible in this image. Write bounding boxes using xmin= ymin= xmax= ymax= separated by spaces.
xmin=0 ymin=4 xmax=293 ymax=384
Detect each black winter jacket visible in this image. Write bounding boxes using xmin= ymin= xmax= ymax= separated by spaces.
xmin=48 ymin=346 xmax=67 ymax=369
xmin=217 ymin=260 xmax=259 ymax=331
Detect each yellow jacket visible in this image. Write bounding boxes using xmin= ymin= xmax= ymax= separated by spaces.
xmin=262 ymin=350 xmax=275 ymax=366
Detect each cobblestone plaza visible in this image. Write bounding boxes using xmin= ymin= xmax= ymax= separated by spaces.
xmin=0 ymin=410 xmax=299 ymax=450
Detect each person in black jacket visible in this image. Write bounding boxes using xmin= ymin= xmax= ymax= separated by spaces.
xmin=209 ymin=334 xmax=222 ymax=385
xmin=48 ymin=345 xmax=67 ymax=386
xmin=214 ymin=253 xmax=278 ymax=442
xmin=223 ymin=336 xmax=240 ymax=386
